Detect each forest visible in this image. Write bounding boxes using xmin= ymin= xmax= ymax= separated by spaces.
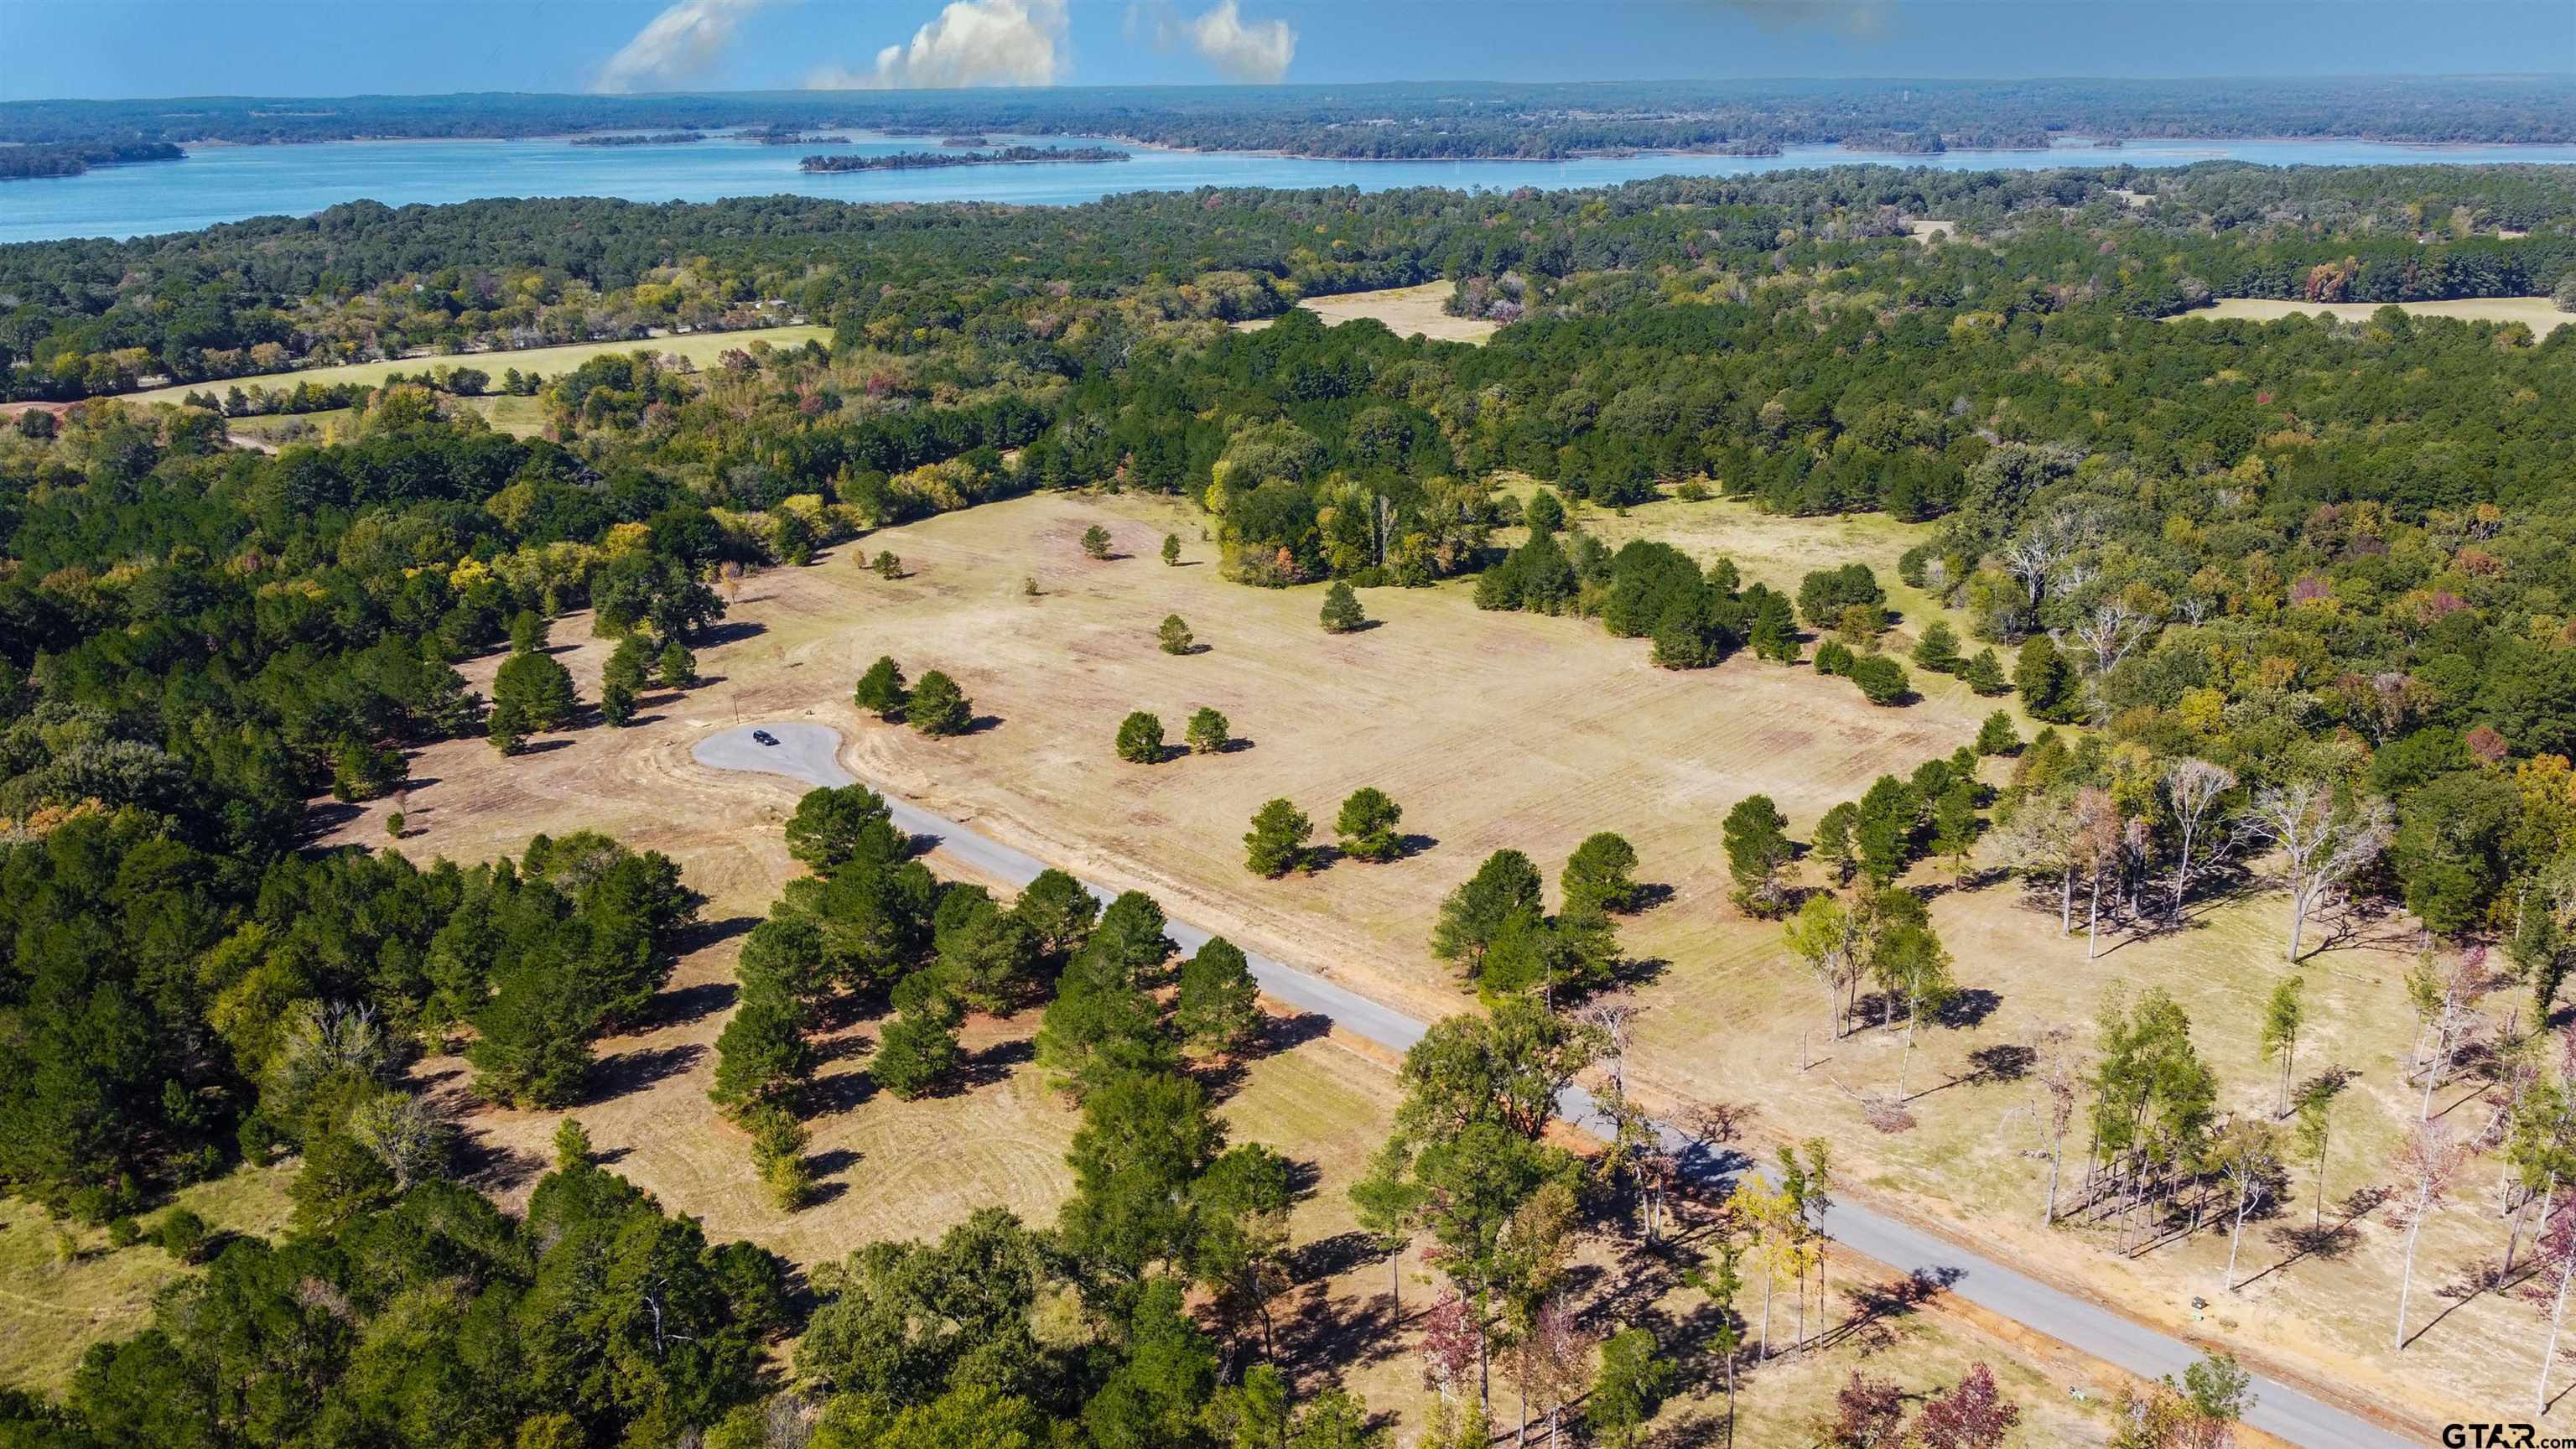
xmin=3 ymin=75 xmax=2571 ymax=155
xmin=6 ymin=151 xmax=2576 ymax=1443
xmin=8 ymin=158 xmax=2576 ymax=402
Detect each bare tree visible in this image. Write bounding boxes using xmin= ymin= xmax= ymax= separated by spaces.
xmin=2244 ymin=781 xmax=2393 ymax=961
xmin=2160 ymin=759 xmax=2238 ymax=921
xmin=2028 ymin=1024 xmax=2082 ymax=1225
xmin=346 ymin=1090 xmax=452 ymax=1189
xmin=2537 ymin=1192 xmax=2576 ymax=1413
xmin=1995 ymin=789 xmax=2084 ymax=936
xmin=2391 ymin=1120 xmax=2469 ymax=1351
xmin=2073 ymin=787 xmax=2124 ymax=959
xmin=2210 ymin=1119 xmax=2285 ymax=1291
xmin=1997 ymin=510 xmax=2092 ymax=620
xmin=2070 ymin=599 xmax=2148 ymax=674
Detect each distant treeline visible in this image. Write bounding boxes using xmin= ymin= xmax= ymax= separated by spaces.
xmin=2 ymin=77 xmax=2570 ymax=158
xmin=799 ymin=145 xmax=1130 ymax=173
xmin=0 ymin=138 xmax=182 ymax=181
xmin=566 ymin=131 xmax=704 ymax=148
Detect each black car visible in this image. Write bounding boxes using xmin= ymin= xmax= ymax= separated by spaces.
xmin=751 ymin=730 xmax=778 ymax=746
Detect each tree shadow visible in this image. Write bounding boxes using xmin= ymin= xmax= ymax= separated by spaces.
xmin=453 ymin=1135 xmax=548 ymax=1194
xmin=1962 ymin=1041 xmax=2035 ymax=1084
xmin=806 ymin=1147 xmax=861 ymax=1182
xmin=1607 ymin=954 xmax=1670 ymax=990
xmin=674 ymin=913 xmax=761 ymax=954
xmin=1214 ymin=736 xmax=1257 ymax=754
xmin=1397 ymin=832 xmax=1438 ymax=856
xmin=299 ymin=801 xmax=363 ymax=836
xmin=697 ymin=619 xmax=769 ymax=647
xmin=963 ymin=714 xmax=1006 ymax=736
xmin=517 ymin=737 xmax=574 ymax=756
xmin=806 ymin=1067 xmax=880 ymax=1114
xmin=1628 ymin=881 xmax=1677 ymax=913
xmin=587 ymin=1042 xmax=704 ymax=1101
xmin=1935 ymin=987 xmax=2002 ymax=1031
xmin=957 ymin=1036 xmax=1034 ymax=1088
xmin=644 ymin=979 xmax=738 ymax=1029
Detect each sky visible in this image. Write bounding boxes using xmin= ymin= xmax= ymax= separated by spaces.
xmin=4 ymin=0 xmax=2572 ymax=101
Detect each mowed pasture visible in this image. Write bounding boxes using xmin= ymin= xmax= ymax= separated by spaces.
xmin=315 ymin=486 xmax=2508 ymax=1436
xmin=1234 ymin=282 xmax=1499 ymax=343
xmin=118 ymin=323 xmax=832 ymax=407
xmin=2171 ymin=295 xmax=2572 ymax=335
xmin=303 ymin=488 xmax=2107 ymax=1440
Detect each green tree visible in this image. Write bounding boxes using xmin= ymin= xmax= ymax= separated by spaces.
xmin=601 ymin=635 xmax=653 ymax=727
xmin=657 ymin=639 xmax=699 ymax=688
xmin=510 ymin=609 xmax=548 ymax=654
xmin=1159 ymin=614 xmax=1196 ymax=655
xmin=874 ymin=984 xmax=964 ymax=1100
xmin=1853 ymin=776 xmax=1924 ymax=886
xmin=1057 ymin=1070 xmax=1224 ymax=1285
xmin=1975 ymin=709 xmax=2022 ymax=755
xmin=2014 ymin=636 xmax=2078 ymax=721
xmin=1116 ymin=710 xmax=1167 ymax=764
xmin=785 ymin=784 xmax=904 ymax=871
xmin=1931 ymin=782 xmax=1982 ymax=867
xmin=1525 ymin=489 xmax=1566 ymax=534
xmin=489 ymin=649 xmax=578 ymax=752
xmin=1722 ymin=794 xmax=1794 ymax=916
xmin=1176 ymin=937 xmax=1262 ymax=1054
xmin=1432 ymin=849 xmax=1545 ymax=965
xmin=1162 ymin=533 xmax=1182 ymax=566
xmin=1912 ymin=621 xmax=1964 ymax=673
xmin=1082 ymin=523 xmax=1114 ymax=559
xmin=1321 ymin=582 xmax=1366 ymax=634
xmin=711 ymin=987 xmax=813 ymax=1113
xmin=1244 ymin=798 xmax=1314 ymax=877
xmin=1848 ymin=654 xmax=1911 ymax=705
xmin=1587 ymin=1327 xmax=1675 ymax=1449
xmin=1562 ymin=832 xmax=1640 ymax=915
xmin=854 ymin=656 xmax=909 ymax=720
xmin=906 ymin=670 xmax=972 ymax=736
xmin=1962 ymin=648 xmax=2012 ymax=696
xmin=1815 ymin=802 xmax=1859 ymax=884
xmin=1336 ymin=787 xmax=1405 ymax=863
xmin=1013 ymin=868 xmax=1101 ymax=969
xmin=872 ymin=549 xmax=902 ymax=579
xmin=1186 ymin=706 xmax=1231 ymax=755
xmin=2259 ymin=974 xmax=2307 ymax=1119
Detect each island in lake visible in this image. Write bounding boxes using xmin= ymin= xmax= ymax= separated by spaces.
xmin=751 ymin=128 xmax=854 ymax=146
xmin=569 ymin=131 xmax=704 ymax=148
xmin=800 ymin=145 xmax=1130 ymax=173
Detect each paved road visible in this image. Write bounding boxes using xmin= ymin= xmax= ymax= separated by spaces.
xmin=693 ymin=721 xmax=2421 ymax=1449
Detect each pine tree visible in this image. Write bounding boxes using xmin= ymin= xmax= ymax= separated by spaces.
xmin=1975 ymin=709 xmax=2022 ymax=755
xmin=1116 ymin=711 xmax=1166 ymax=763
xmin=1158 ymin=614 xmax=1195 ymax=655
xmin=1186 ymin=706 xmax=1230 ymax=755
xmin=1161 ymin=533 xmax=1182 ymax=565
xmin=1081 ymin=524 xmax=1114 ymax=559
xmin=1321 ymin=581 xmax=1366 ymax=633
xmin=854 ymin=656 xmax=908 ymax=720
xmin=1336 ymin=787 xmax=1405 ymax=862
xmin=1176 ymin=937 xmax=1262 ymax=1053
xmin=1244 ymin=798 xmax=1313 ymax=876
xmin=1962 ymin=647 xmax=2012 ymax=696
xmin=657 ymin=639 xmax=698 ymax=688
xmin=906 ymin=670 xmax=972 ymax=735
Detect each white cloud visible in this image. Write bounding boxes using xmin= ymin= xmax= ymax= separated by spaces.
xmin=596 ymin=0 xmax=772 ymax=93
xmin=1130 ymin=1 xmax=1297 ymax=82
xmin=808 ymin=0 xmax=1069 ymax=90
xmin=1179 ymin=0 xmax=1296 ymax=82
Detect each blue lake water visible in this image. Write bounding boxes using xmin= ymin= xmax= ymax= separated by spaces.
xmin=8 ymin=130 xmax=2576 ymax=246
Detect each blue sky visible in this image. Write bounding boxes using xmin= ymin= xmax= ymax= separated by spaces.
xmin=5 ymin=1 xmax=2572 ymax=100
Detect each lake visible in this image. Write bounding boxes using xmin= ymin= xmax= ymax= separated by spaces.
xmin=9 ymin=130 xmax=2576 ymax=246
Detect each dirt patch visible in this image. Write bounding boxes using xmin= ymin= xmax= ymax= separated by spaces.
xmin=1235 ymin=283 xmax=1498 ymax=344
xmin=2174 ymin=296 xmax=2571 ymax=335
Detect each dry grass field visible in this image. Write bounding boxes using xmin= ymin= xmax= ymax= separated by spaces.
xmin=0 ymin=1164 xmax=297 ymax=1393
xmin=311 ymin=486 xmax=2515 ymax=1437
xmin=119 ymin=324 xmax=832 ymax=407
xmin=1235 ymin=283 xmax=1499 ymax=344
xmin=2173 ymin=296 xmax=2571 ymax=335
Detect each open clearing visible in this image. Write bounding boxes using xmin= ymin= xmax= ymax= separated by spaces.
xmin=321 ymin=487 xmax=2486 ymax=1437
xmin=1235 ymin=282 xmax=1498 ymax=343
xmin=118 ymin=323 xmax=831 ymax=407
xmin=0 ymin=1164 xmax=297 ymax=1393
xmin=2173 ymin=295 xmax=2571 ymax=334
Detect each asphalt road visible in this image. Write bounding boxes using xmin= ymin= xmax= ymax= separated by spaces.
xmin=693 ymin=721 xmax=2421 ymax=1449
